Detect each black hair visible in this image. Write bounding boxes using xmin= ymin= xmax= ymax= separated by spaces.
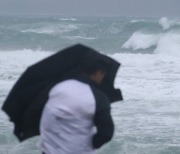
xmin=81 ymin=51 xmax=111 ymax=76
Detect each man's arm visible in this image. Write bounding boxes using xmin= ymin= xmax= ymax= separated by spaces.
xmin=91 ymin=86 xmax=114 ymax=149
xmin=93 ymin=107 xmax=114 ymax=149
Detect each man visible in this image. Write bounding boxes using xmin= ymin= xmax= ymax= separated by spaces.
xmin=38 ymin=55 xmax=114 ymax=154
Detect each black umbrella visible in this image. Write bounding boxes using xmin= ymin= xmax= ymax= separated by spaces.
xmin=2 ymin=44 xmax=123 ymax=142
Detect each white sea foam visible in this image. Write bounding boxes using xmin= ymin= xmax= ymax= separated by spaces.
xmin=1 ymin=49 xmax=179 ymax=104
xmin=63 ymin=35 xmax=96 ymax=40
xmin=112 ymin=53 xmax=180 ymax=100
xmin=130 ymin=19 xmax=145 ymax=23
xmin=154 ymin=31 xmax=180 ymax=56
xmin=59 ymin=18 xmax=77 ymax=21
xmin=130 ymin=20 xmax=138 ymax=23
xmin=0 ymin=49 xmax=52 ymax=86
xmin=1 ymin=49 xmax=180 ymax=154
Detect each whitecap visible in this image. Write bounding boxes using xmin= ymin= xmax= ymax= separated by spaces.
xmin=122 ymin=31 xmax=159 ymax=50
xmin=20 ymin=24 xmax=78 ymax=34
xmin=59 ymin=18 xmax=77 ymax=21
xmin=158 ymin=17 xmax=180 ymax=30
xmin=63 ymin=36 xmax=96 ymax=40
xmin=130 ymin=19 xmax=145 ymax=23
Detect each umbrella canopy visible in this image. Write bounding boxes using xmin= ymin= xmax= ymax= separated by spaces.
xmin=2 ymin=44 xmax=123 ymax=142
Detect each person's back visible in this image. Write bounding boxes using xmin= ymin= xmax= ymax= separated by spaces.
xmin=38 ymin=79 xmax=96 ymax=154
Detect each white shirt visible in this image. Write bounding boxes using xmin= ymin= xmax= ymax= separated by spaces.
xmin=38 ymin=79 xmax=96 ymax=154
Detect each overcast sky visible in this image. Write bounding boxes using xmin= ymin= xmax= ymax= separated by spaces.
xmin=0 ymin=0 xmax=180 ymax=17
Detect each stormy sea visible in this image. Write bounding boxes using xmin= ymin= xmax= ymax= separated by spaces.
xmin=0 ymin=15 xmax=180 ymax=154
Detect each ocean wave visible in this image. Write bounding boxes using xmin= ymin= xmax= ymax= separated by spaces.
xmin=159 ymin=17 xmax=180 ymax=30
xmin=58 ymin=18 xmax=77 ymax=21
xmin=122 ymin=30 xmax=180 ymax=56
xmin=63 ymin=35 xmax=96 ymax=40
xmin=122 ymin=31 xmax=159 ymax=50
xmin=20 ymin=24 xmax=78 ymax=34
xmin=130 ymin=19 xmax=145 ymax=23
xmin=21 ymin=29 xmax=54 ymax=34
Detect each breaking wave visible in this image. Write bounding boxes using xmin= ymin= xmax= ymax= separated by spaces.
xmin=159 ymin=17 xmax=180 ymax=30
xmin=122 ymin=29 xmax=180 ymax=56
xmin=122 ymin=32 xmax=159 ymax=50
xmin=20 ymin=24 xmax=78 ymax=34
